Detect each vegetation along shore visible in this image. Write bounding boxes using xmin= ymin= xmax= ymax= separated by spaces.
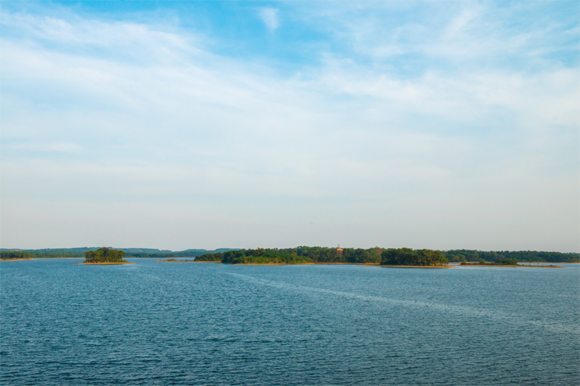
xmin=78 ymin=247 xmax=131 ymax=265
xmin=0 ymin=251 xmax=34 ymax=261
xmin=193 ymin=247 xmax=569 ymax=267
xmin=2 ymin=247 xmax=577 ymax=266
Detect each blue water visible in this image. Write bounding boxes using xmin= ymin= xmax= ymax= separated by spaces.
xmin=1 ymin=259 xmax=579 ymax=385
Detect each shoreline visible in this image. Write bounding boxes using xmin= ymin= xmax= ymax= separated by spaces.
xmin=236 ymin=262 xmax=382 ymax=266
xmin=460 ymin=264 xmax=563 ymax=268
xmin=75 ymin=262 xmax=133 ymax=265
xmin=161 ymin=261 xmax=382 ymax=266
xmin=226 ymin=263 xmax=379 ymax=266
xmin=380 ymin=265 xmax=452 ymax=268
xmin=158 ymin=261 xmax=568 ymax=268
xmin=2 ymin=258 xmax=575 ymax=266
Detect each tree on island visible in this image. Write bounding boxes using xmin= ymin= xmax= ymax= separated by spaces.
xmin=381 ymin=248 xmax=449 ymax=266
xmin=84 ymin=247 xmax=127 ymax=263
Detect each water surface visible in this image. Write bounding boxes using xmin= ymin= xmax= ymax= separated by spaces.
xmin=1 ymin=259 xmax=578 ymax=385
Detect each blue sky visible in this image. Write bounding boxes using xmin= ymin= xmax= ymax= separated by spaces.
xmin=1 ymin=1 xmax=578 ymax=251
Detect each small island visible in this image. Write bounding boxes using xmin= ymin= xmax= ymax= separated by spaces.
xmin=78 ymin=247 xmax=131 ymax=265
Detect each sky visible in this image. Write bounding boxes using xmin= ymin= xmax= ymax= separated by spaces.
xmin=1 ymin=0 xmax=578 ymax=252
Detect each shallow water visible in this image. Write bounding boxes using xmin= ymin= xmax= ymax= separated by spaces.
xmin=1 ymin=259 xmax=579 ymax=385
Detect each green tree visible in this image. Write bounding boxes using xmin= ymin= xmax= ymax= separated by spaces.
xmin=84 ymin=247 xmax=127 ymax=263
xmin=381 ymin=248 xmax=448 ymax=266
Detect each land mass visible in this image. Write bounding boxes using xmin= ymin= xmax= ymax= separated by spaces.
xmin=193 ymin=247 xmax=451 ymax=266
xmin=82 ymin=247 xmax=130 ymax=264
xmin=193 ymin=247 xmax=573 ymax=267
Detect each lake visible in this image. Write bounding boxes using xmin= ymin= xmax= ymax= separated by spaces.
xmin=1 ymin=259 xmax=578 ymax=385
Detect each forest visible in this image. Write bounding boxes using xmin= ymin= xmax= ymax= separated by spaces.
xmin=444 ymin=250 xmax=579 ymax=263
xmin=195 ymin=249 xmax=312 ymax=264
xmin=196 ymin=246 xmax=383 ymax=264
xmin=84 ymin=248 xmax=128 ymax=263
xmin=0 ymin=251 xmax=32 ymax=259
xmin=195 ymin=246 xmax=578 ymax=265
xmin=381 ymin=248 xmax=449 ymax=266
xmin=196 ymin=247 xmax=447 ymax=265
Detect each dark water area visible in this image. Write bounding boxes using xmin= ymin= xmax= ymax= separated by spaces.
xmin=1 ymin=259 xmax=579 ymax=385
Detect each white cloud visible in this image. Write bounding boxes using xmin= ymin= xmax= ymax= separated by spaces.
xmin=259 ymin=8 xmax=279 ymax=31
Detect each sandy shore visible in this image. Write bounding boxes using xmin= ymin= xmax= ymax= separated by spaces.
xmin=207 ymin=262 xmax=383 ymax=266
xmin=379 ymin=265 xmax=452 ymax=268
xmin=0 ymin=258 xmax=33 ymax=261
xmin=460 ymin=264 xmax=563 ymax=268
xmin=157 ymin=261 xmax=382 ymax=265
xmin=75 ymin=262 xmax=133 ymax=265
xmin=232 ymin=263 xmax=382 ymax=266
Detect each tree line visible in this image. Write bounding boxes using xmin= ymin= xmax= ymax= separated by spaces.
xmin=0 ymin=248 xmax=239 ymax=259
xmin=196 ymin=246 xmax=579 ymax=265
xmin=0 ymin=250 xmax=187 ymax=259
xmin=1 ymin=251 xmax=32 ymax=259
xmin=196 ymin=247 xmax=449 ymax=266
xmin=381 ymin=248 xmax=448 ymax=266
xmin=2 ymin=247 xmax=577 ymax=262
xmin=444 ymin=250 xmax=579 ymax=263
xmin=196 ymin=246 xmax=382 ymax=264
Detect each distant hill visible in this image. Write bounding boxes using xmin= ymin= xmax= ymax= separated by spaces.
xmin=1 ymin=247 xmax=576 ymax=262
xmin=183 ymin=248 xmax=239 ymax=253
xmin=0 ymin=247 xmax=240 ymax=258
xmin=1 ymin=247 xmax=101 ymax=253
xmin=119 ymin=248 xmax=173 ymax=253
xmin=124 ymin=248 xmax=240 ymax=257
xmin=443 ymin=249 xmax=579 ymax=263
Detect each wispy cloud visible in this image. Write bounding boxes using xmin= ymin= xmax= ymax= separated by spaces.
xmin=299 ymin=1 xmax=578 ymax=72
xmin=259 ymin=8 xmax=279 ymax=31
